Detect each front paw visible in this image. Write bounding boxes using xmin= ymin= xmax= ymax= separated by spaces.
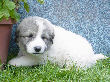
xmin=8 ymin=58 xmax=21 ymax=66
xmin=8 ymin=59 xmax=17 ymax=66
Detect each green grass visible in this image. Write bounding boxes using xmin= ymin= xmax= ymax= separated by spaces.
xmin=0 ymin=55 xmax=110 ymax=82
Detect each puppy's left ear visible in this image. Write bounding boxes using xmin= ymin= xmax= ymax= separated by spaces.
xmin=51 ymin=33 xmax=55 ymax=39
xmin=50 ymin=33 xmax=55 ymax=44
xmin=43 ymin=19 xmax=55 ymax=44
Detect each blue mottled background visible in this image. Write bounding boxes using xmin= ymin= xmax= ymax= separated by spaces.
xmin=9 ymin=0 xmax=110 ymax=56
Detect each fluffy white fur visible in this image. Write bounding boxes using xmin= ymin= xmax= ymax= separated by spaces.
xmin=9 ymin=17 xmax=106 ymax=68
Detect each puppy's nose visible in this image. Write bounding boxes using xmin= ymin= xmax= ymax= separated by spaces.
xmin=34 ymin=46 xmax=41 ymax=52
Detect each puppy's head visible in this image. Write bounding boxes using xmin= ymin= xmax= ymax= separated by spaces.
xmin=16 ymin=16 xmax=54 ymax=55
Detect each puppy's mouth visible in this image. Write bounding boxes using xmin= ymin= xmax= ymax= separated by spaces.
xmin=32 ymin=52 xmax=43 ymax=54
xmin=32 ymin=50 xmax=48 ymax=55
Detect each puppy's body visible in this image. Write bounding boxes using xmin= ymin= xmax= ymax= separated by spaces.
xmin=9 ymin=16 xmax=106 ymax=68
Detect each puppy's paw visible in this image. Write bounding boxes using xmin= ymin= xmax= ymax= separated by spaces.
xmin=8 ymin=56 xmax=38 ymax=67
xmin=8 ymin=58 xmax=19 ymax=66
xmin=8 ymin=57 xmax=25 ymax=67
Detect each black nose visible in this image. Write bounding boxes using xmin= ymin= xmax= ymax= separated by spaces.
xmin=34 ymin=46 xmax=41 ymax=52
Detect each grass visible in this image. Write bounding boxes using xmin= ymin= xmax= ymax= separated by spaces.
xmin=0 ymin=54 xmax=110 ymax=82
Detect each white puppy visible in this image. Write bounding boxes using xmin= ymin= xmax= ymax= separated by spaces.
xmin=9 ymin=16 xmax=106 ymax=68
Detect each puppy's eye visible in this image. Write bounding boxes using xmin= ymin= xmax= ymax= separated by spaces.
xmin=28 ymin=34 xmax=33 ymax=38
xmin=42 ymin=36 xmax=47 ymax=40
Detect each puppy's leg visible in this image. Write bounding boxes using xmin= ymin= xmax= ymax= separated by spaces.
xmin=8 ymin=55 xmax=39 ymax=67
xmin=94 ymin=53 xmax=108 ymax=60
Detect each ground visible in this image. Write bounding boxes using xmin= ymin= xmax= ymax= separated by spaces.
xmin=0 ymin=54 xmax=110 ymax=82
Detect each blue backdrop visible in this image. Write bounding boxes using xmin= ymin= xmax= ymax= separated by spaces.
xmin=9 ymin=0 xmax=110 ymax=56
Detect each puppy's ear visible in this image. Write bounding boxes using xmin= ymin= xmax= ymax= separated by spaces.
xmin=49 ymin=33 xmax=55 ymax=44
xmin=43 ymin=19 xmax=55 ymax=44
xmin=51 ymin=33 xmax=55 ymax=39
xmin=15 ymin=30 xmax=19 ymax=43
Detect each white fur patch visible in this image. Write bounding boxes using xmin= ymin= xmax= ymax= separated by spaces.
xmin=26 ymin=36 xmax=47 ymax=54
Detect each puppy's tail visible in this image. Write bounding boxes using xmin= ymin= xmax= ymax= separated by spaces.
xmin=93 ymin=53 xmax=108 ymax=61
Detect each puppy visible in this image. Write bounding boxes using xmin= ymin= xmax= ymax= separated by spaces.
xmin=9 ymin=16 xmax=106 ymax=68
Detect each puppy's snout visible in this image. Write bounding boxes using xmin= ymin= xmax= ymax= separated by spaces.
xmin=34 ymin=46 xmax=41 ymax=52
